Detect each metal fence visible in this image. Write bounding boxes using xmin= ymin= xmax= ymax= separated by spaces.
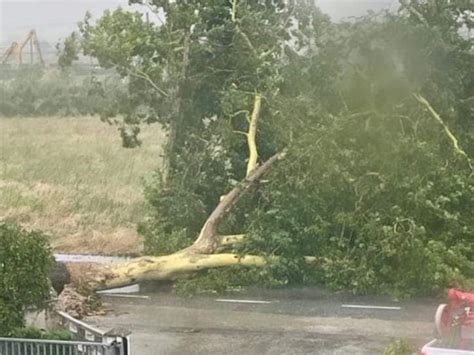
xmin=0 ymin=311 xmax=130 ymax=355
xmin=0 ymin=337 xmax=118 ymax=355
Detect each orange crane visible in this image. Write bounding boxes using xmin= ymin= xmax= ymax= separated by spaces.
xmin=1 ymin=30 xmax=45 ymax=66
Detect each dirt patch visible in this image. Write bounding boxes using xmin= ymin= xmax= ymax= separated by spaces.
xmin=0 ymin=116 xmax=163 ymax=255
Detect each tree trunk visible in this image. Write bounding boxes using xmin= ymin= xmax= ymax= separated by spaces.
xmin=162 ymin=32 xmax=191 ymax=183
xmin=79 ymin=94 xmax=290 ymax=291
xmin=90 ymin=253 xmax=267 ymax=290
xmin=188 ymin=151 xmax=285 ymax=254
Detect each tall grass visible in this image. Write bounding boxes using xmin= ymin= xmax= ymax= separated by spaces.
xmin=0 ymin=116 xmax=163 ymax=254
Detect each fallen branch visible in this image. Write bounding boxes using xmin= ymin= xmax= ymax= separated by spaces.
xmin=414 ymin=94 xmax=472 ymax=170
xmin=93 ymin=253 xmax=267 ymax=290
xmin=75 ymin=85 xmax=288 ymax=291
xmin=76 ymin=151 xmax=285 ymax=290
xmin=188 ymin=151 xmax=286 ymax=254
xmin=92 ymin=253 xmax=320 ymax=290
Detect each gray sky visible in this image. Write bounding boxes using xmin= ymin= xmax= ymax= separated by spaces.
xmin=0 ymin=0 xmax=397 ymax=48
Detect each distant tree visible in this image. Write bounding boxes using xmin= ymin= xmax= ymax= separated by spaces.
xmin=56 ymin=32 xmax=80 ymax=69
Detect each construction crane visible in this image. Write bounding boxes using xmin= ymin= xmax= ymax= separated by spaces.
xmin=1 ymin=30 xmax=45 ymax=66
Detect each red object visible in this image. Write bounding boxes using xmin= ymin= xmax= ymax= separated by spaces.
xmin=448 ymin=289 xmax=474 ymax=308
xmin=434 ymin=289 xmax=474 ymax=350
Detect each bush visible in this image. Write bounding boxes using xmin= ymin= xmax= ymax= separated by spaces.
xmin=383 ymin=339 xmax=413 ymax=355
xmin=4 ymin=327 xmax=72 ymax=355
xmin=0 ymin=223 xmax=53 ymax=336
xmin=9 ymin=326 xmax=72 ymax=341
xmin=241 ymin=110 xmax=474 ymax=296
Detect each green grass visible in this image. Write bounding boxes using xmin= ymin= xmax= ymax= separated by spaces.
xmin=0 ymin=116 xmax=163 ymax=254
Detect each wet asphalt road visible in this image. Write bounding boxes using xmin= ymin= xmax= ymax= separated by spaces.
xmin=86 ymin=287 xmax=439 ymax=354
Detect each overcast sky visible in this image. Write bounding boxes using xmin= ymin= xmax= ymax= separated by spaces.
xmin=0 ymin=0 xmax=397 ymax=48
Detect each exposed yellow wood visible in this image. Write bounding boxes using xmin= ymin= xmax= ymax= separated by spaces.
xmin=92 ymin=252 xmax=320 ymax=290
xmin=414 ymin=94 xmax=472 ymax=170
xmin=231 ymin=0 xmax=238 ymax=22
xmin=94 ymin=253 xmax=267 ymax=290
xmin=247 ymin=94 xmax=262 ymax=176
xmin=190 ymin=152 xmax=285 ymax=254
xmin=78 ymin=90 xmax=288 ymax=291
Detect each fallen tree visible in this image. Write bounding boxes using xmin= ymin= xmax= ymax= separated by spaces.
xmin=85 ymin=95 xmax=287 ymax=290
xmin=62 ymin=1 xmax=474 ymax=296
xmin=64 ymin=0 xmax=315 ymax=292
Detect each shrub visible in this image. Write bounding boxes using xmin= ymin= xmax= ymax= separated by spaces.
xmin=9 ymin=326 xmax=72 ymax=341
xmin=0 ymin=223 xmax=53 ymax=336
xmin=383 ymin=339 xmax=413 ymax=355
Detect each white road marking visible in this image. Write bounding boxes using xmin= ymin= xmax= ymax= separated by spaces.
xmin=341 ymin=304 xmax=401 ymax=310
xmin=97 ymin=284 xmax=140 ymax=294
xmin=215 ymin=299 xmax=272 ymax=304
xmin=100 ymin=294 xmax=150 ymax=299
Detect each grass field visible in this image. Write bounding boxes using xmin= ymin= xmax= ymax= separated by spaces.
xmin=0 ymin=116 xmax=163 ymax=255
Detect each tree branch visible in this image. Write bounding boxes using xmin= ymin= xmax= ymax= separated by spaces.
xmin=231 ymin=0 xmax=238 ymax=23
xmin=414 ymin=94 xmax=472 ymax=170
xmin=90 ymin=252 xmax=320 ymax=290
xmin=128 ymin=68 xmax=169 ymax=97
xmin=93 ymin=253 xmax=268 ymax=290
xmin=247 ymin=94 xmax=262 ymax=176
xmin=236 ymin=27 xmax=258 ymax=57
xmin=399 ymin=0 xmax=429 ymax=26
xmin=187 ymin=151 xmax=286 ymax=254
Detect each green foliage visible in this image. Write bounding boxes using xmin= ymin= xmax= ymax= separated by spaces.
xmin=383 ymin=339 xmax=413 ymax=355
xmin=0 ymin=223 xmax=53 ymax=335
xmin=174 ymin=264 xmax=278 ymax=296
xmin=0 ymin=67 xmax=125 ymax=118
xmin=243 ymin=111 xmax=473 ymax=296
xmin=237 ymin=7 xmax=474 ymax=296
xmin=9 ymin=326 xmax=72 ymax=341
xmin=140 ymin=171 xmax=209 ymax=254
xmin=4 ymin=327 xmax=72 ymax=355
xmin=75 ymin=1 xmax=473 ymax=296
xmin=57 ymin=32 xmax=80 ymax=69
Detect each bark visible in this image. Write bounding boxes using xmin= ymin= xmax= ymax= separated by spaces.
xmin=92 ymin=253 xmax=267 ymax=290
xmin=162 ymin=32 xmax=191 ymax=183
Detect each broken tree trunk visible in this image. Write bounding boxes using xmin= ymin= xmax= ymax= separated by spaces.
xmin=79 ymin=94 xmax=293 ymax=291
xmin=87 ymin=150 xmax=284 ymax=290
xmin=188 ymin=150 xmax=285 ymax=255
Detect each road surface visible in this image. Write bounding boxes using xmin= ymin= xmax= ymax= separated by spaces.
xmin=86 ymin=287 xmax=438 ymax=354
